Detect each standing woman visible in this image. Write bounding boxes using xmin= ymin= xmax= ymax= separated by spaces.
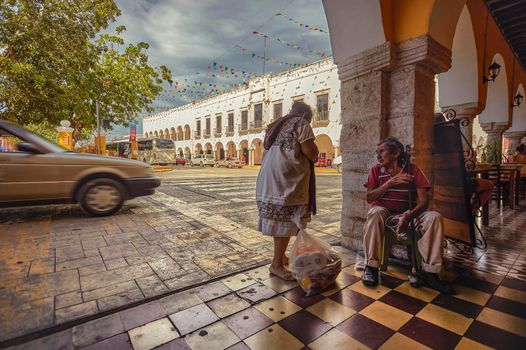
xmin=256 ymin=102 xmax=319 ymax=280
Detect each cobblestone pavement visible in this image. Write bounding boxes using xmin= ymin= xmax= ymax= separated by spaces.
xmin=0 ymin=169 xmax=342 ymax=343
xmin=5 ymin=202 xmax=526 ymax=350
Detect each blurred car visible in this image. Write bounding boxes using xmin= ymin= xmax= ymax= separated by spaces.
xmin=174 ymin=156 xmax=186 ymax=166
xmin=332 ymin=155 xmax=342 ymax=173
xmin=215 ymin=157 xmax=245 ymax=168
xmin=190 ymin=154 xmax=215 ymax=167
xmin=0 ymin=120 xmax=160 ymax=216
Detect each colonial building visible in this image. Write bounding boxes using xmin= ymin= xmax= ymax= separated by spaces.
xmin=142 ymin=58 xmax=341 ymax=165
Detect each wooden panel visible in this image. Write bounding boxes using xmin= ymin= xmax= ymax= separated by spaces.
xmin=432 ymin=121 xmax=474 ymax=246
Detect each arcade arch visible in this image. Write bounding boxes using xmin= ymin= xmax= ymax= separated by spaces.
xmin=239 ymin=140 xmax=249 ymax=164
xmin=195 ymin=143 xmax=203 ymax=156
xmin=184 ymin=125 xmax=191 ymax=140
xmin=177 ymin=126 xmax=184 ymax=140
xmin=215 ymin=142 xmax=225 ymax=160
xmin=154 ymin=131 xmax=159 ymax=138
xmin=177 ymin=147 xmax=183 ymax=157
xmin=314 ymin=134 xmax=335 ymax=166
xmin=184 ymin=147 xmax=191 ymax=159
xmin=226 ymin=141 xmax=237 ymax=158
xmin=170 ymin=127 xmax=176 ymax=141
xmin=204 ymin=142 xmax=213 ymax=155
xmin=250 ymin=138 xmax=263 ymax=165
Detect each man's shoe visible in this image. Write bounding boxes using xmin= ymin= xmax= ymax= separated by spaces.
xmin=361 ymin=265 xmax=379 ymax=286
xmin=418 ymin=270 xmax=454 ymax=294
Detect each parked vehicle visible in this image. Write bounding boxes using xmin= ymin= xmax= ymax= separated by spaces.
xmin=332 ymin=155 xmax=342 ymax=173
xmin=0 ymin=120 xmax=160 ymax=216
xmin=174 ymin=156 xmax=186 ymax=166
xmin=215 ymin=157 xmax=245 ymax=168
xmin=137 ymin=138 xmax=175 ymax=165
xmin=190 ymin=154 xmax=215 ymax=167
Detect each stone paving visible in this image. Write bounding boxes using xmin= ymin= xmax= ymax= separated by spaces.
xmin=5 ymin=202 xmax=526 ymax=350
xmin=0 ymin=171 xmax=342 ymax=343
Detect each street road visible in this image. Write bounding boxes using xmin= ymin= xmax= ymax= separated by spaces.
xmin=0 ymin=167 xmax=342 ymax=342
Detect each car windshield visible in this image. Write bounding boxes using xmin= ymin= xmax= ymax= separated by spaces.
xmin=7 ymin=123 xmax=69 ymax=153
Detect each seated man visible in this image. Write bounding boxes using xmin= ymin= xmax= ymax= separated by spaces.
xmin=361 ymin=137 xmax=453 ymax=294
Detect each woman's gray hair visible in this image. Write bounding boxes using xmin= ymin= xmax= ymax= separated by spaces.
xmin=290 ymin=101 xmax=312 ymax=117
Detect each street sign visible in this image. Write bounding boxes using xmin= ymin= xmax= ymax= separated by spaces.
xmin=130 ymin=122 xmax=137 ymax=142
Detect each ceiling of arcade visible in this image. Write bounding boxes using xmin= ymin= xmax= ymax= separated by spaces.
xmin=485 ymin=0 xmax=526 ymax=70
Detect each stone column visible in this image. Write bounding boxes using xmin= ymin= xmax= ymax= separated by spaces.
xmin=441 ymin=102 xmax=483 ymax=148
xmin=504 ymin=131 xmax=526 ymax=154
xmin=480 ymin=122 xmax=508 ymax=163
xmin=338 ymin=36 xmax=451 ymax=250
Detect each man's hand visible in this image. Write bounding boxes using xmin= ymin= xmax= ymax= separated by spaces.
xmin=388 ymin=173 xmax=413 ymax=187
xmin=396 ymin=211 xmax=411 ymax=236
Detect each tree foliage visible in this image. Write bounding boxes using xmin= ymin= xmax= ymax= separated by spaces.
xmin=0 ymin=0 xmax=172 ymax=142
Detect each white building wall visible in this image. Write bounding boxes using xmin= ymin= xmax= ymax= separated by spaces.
xmin=143 ymin=58 xmax=341 ymax=165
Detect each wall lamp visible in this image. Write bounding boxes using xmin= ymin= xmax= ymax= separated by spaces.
xmin=483 ymin=61 xmax=501 ymax=83
xmin=512 ymin=93 xmax=524 ymax=108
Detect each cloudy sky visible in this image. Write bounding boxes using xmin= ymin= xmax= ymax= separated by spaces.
xmin=111 ymin=0 xmax=332 ymax=112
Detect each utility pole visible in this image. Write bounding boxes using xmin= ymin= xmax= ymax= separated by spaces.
xmin=96 ymin=100 xmax=101 ymax=154
xmin=263 ymin=35 xmax=267 ymax=75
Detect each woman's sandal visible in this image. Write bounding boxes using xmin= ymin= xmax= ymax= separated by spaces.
xmin=269 ymin=266 xmax=295 ymax=281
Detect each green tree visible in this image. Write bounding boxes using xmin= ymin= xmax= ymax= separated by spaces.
xmin=0 ymin=0 xmax=172 ymax=143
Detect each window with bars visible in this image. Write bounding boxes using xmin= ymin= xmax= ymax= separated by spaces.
xmin=316 ymin=93 xmax=329 ymax=121
xmin=254 ymin=103 xmax=262 ymax=128
xmin=228 ymin=113 xmax=234 ymax=132
xmin=216 ymin=114 xmax=222 ymax=131
xmin=273 ymin=103 xmax=282 ymax=121
xmin=196 ymin=120 xmax=201 ymax=136
xmin=241 ymin=110 xmax=248 ymax=130
xmin=205 ymin=118 xmax=211 ymax=135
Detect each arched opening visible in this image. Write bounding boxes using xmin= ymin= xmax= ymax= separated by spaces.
xmin=177 ymin=126 xmax=184 ymax=140
xmin=184 ymin=125 xmax=191 ymax=140
xmin=226 ymin=141 xmax=237 ymax=158
xmin=250 ymin=138 xmax=263 ymax=165
xmin=239 ymin=140 xmax=249 ymax=165
xmin=184 ymin=147 xmax=191 ymax=159
xmin=170 ymin=127 xmax=176 ymax=141
xmin=204 ymin=142 xmax=213 ymax=155
xmin=195 ymin=143 xmax=203 ymax=156
xmin=164 ymin=128 xmax=169 ymax=139
xmin=438 ymin=6 xmax=478 ymax=109
xmin=477 ymin=53 xmax=509 ymax=162
xmin=159 ymin=130 xmax=164 ymax=139
xmin=215 ymin=142 xmax=225 ymax=160
xmin=177 ymin=147 xmax=183 ymax=157
xmin=314 ymin=134 xmax=335 ymax=167
xmin=154 ymin=131 xmax=159 ymax=138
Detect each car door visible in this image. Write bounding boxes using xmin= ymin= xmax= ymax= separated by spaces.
xmin=0 ymin=128 xmax=61 ymax=202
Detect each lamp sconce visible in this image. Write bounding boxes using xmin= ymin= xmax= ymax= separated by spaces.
xmin=482 ymin=61 xmax=501 ymax=83
xmin=512 ymin=93 xmax=524 ymax=108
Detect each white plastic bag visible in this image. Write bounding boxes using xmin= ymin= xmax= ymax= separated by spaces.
xmin=290 ymin=227 xmax=342 ymax=295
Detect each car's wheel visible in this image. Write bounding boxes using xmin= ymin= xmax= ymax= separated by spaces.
xmin=215 ymin=162 xmax=219 ymax=167
xmin=78 ymin=178 xmax=126 ymax=216
xmin=227 ymin=164 xmax=232 ymax=169
xmin=200 ymin=162 xmax=204 ymax=167
xmin=337 ymin=164 xmax=342 ymax=173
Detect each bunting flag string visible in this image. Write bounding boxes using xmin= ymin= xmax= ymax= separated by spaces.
xmin=208 ymin=63 xmax=259 ymax=79
xmin=275 ymin=13 xmax=329 ymax=34
xmin=251 ymin=31 xmax=329 ymax=58
xmin=236 ymin=46 xmax=307 ymax=68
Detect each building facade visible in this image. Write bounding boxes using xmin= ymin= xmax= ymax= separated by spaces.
xmin=143 ymin=58 xmax=341 ymax=165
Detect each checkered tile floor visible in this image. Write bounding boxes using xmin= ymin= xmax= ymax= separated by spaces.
xmin=10 ymin=205 xmax=526 ymax=350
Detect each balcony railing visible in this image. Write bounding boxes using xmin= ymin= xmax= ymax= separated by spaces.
xmin=214 ymin=127 xmax=222 ymax=137
xmin=249 ymin=120 xmax=264 ymax=133
xmin=204 ymin=129 xmax=211 ymax=138
xmin=225 ymin=125 xmax=235 ymax=136
xmin=239 ymin=123 xmax=248 ymax=135
xmin=312 ymin=110 xmax=330 ymax=127
xmin=193 ymin=131 xmax=201 ymax=139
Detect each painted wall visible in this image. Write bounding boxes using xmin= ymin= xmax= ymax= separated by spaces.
xmin=143 ymin=58 xmax=342 ymax=162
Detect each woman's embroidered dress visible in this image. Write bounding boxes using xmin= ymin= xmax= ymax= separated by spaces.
xmin=256 ymin=116 xmax=315 ymax=236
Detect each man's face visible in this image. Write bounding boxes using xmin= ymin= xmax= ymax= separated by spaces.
xmin=376 ymin=143 xmax=399 ymax=167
